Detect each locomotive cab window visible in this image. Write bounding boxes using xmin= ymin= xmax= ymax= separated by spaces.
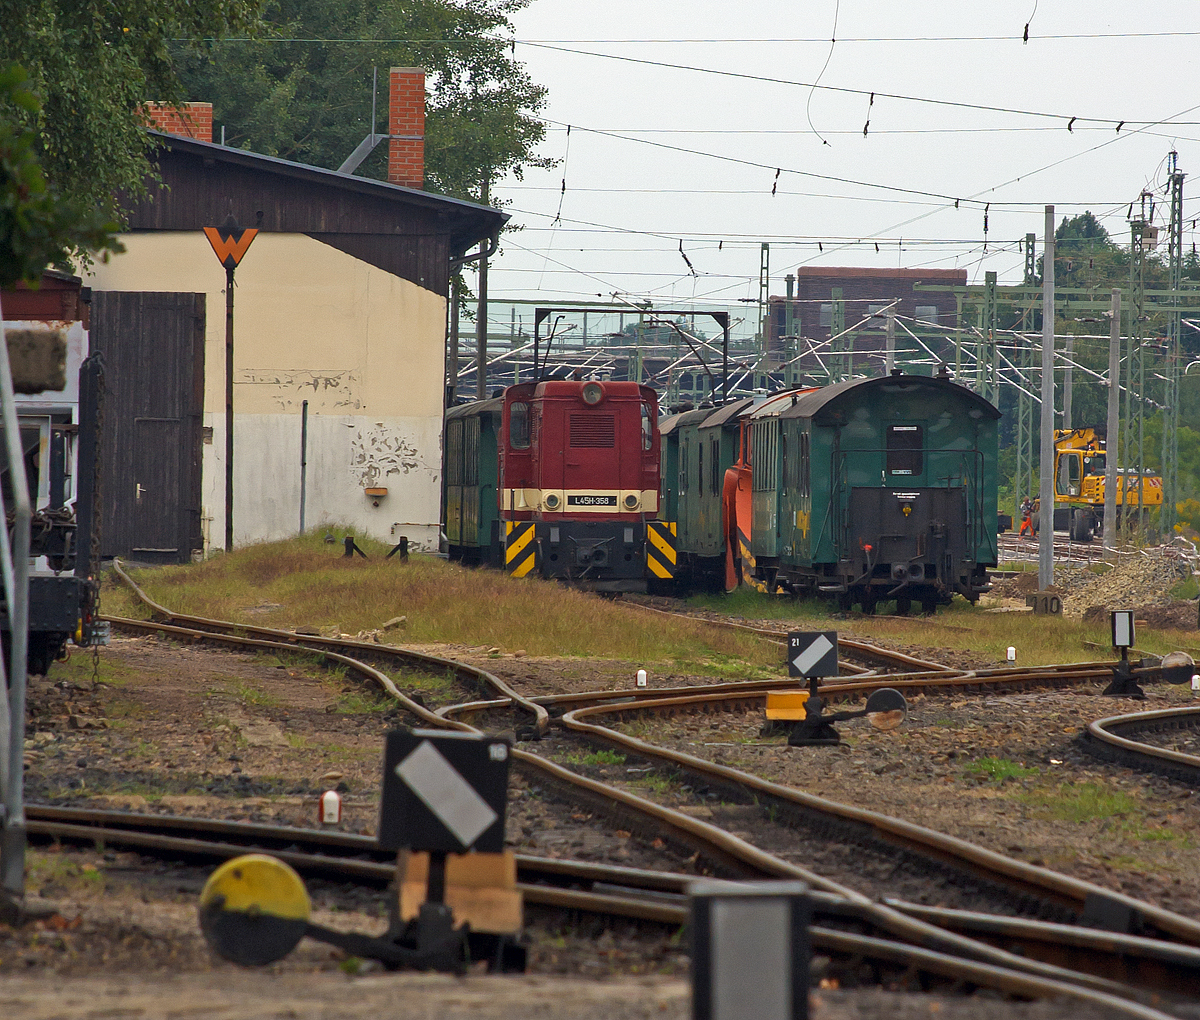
xmin=509 ymin=402 xmax=530 ymax=449
xmin=641 ymin=402 xmax=653 ymax=451
xmin=886 ymin=425 xmax=922 ymax=476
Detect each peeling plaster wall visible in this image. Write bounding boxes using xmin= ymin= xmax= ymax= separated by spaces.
xmin=85 ymin=232 xmax=447 ymax=551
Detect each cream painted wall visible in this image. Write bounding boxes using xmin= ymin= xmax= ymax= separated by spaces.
xmin=86 ymin=231 xmax=447 ymax=551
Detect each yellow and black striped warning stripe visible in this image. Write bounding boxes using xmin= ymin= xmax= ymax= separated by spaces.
xmin=504 ymin=521 xmax=536 ymax=577
xmin=646 ymin=521 xmax=677 ymax=580
xmin=737 ymin=523 xmax=754 ymax=576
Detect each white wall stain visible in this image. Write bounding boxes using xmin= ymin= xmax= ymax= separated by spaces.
xmin=238 ymin=369 xmax=363 ymax=411
xmin=350 ymin=423 xmax=437 ymax=487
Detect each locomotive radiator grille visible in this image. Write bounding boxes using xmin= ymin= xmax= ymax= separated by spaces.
xmin=646 ymin=521 xmax=678 ymax=579
xmin=504 ymin=521 xmax=536 ymax=577
xmin=569 ymin=414 xmax=616 ymax=448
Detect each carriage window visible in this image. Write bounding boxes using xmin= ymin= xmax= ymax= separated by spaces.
xmin=697 ymin=442 xmax=703 ymax=499
xmin=680 ymin=439 xmax=688 ymax=495
xmin=509 ymin=402 xmax=530 ymax=449
xmin=800 ymin=433 xmax=810 ymax=498
xmin=641 ymin=402 xmax=653 ymax=451
xmin=711 ymin=437 xmax=720 ymax=495
xmin=886 ymin=425 xmax=922 ymax=476
xmin=445 ymin=420 xmax=462 ymax=486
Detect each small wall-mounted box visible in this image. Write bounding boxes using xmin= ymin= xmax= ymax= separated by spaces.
xmin=365 ymin=487 xmax=388 ymax=497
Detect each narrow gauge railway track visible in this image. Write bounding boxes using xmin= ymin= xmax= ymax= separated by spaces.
xmin=1083 ymin=706 xmax=1200 ymax=784
xmin=623 ymin=600 xmax=1166 ymax=694
xmin=24 ymin=805 xmax=1200 ymax=1017
xmin=108 ymin=559 xmax=549 ymax=736
xmin=95 ymin=573 xmax=1193 ymax=1016
xmin=558 ymin=695 xmax=1200 ymax=952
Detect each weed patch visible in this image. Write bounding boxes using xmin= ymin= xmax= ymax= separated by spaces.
xmin=582 ymin=750 xmax=626 ymax=767
xmin=1020 ymin=782 xmax=1137 ymax=823
xmin=965 ymin=757 xmax=1039 ymax=784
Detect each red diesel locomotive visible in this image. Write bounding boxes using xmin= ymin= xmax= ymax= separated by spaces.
xmin=444 ymin=378 xmax=676 ymax=592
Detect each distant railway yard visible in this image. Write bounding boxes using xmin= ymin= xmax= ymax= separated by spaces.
xmin=0 ymin=538 xmax=1195 ymax=1019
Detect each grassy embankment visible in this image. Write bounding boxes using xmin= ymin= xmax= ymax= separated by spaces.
xmin=104 ymin=534 xmax=777 ymax=678
xmin=686 ymin=586 xmax=1200 ymax=668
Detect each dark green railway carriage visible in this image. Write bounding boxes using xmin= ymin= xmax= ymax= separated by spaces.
xmin=444 ymin=397 xmax=503 ymax=564
xmin=659 ymin=399 xmax=752 ymax=590
xmin=767 ymin=371 xmax=999 ymax=613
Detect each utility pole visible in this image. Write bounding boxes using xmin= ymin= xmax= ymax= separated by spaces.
xmin=757 ymin=243 xmax=769 ymax=390
xmin=1039 ymin=206 xmax=1055 ymax=590
xmin=1163 ymin=153 xmax=1185 ymax=533
xmin=447 ymin=274 xmax=460 ymax=406
xmin=785 ymin=274 xmax=795 ymax=386
xmin=1016 ymin=233 xmax=1037 ymax=519
xmin=830 ymin=287 xmax=845 ymax=383
xmin=1129 ymin=195 xmax=1150 ymax=536
xmin=885 ymin=305 xmax=896 ymax=374
xmin=1103 ymin=289 xmax=1121 ymax=553
xmin=1063 ymin=335 xmax=1073 ymax=430
xmin=981 ymin=271 xmax=998 ymax=402
xmin=475 ymin=174 xmax=490 ymax=399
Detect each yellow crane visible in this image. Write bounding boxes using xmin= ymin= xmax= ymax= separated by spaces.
xmin=1031 ymin=428 xmax=1163 ymax=541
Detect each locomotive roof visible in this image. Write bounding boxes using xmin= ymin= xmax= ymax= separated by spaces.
xmin=533 ymin=379 xmax=650 ymax=398
xmin=781 ymin=372 xmax=1000 ymax=423
xmin=445 ymin=396 xmax=504 ymax=421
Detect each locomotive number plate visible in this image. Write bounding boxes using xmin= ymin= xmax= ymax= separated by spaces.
xmin=567 ymin=494 xmax=617 ymax=507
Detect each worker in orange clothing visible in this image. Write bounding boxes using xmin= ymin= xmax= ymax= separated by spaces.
xmin=1018 ymin=497 xmax=1035 ymax=538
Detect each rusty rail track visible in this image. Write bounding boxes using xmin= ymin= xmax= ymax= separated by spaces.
xmin=92 ymin=567 xmax=1195 ymax=1016
xmin=23 ymin=805 xmax=1195 ymax=1016
xmin=558 ymin=697 xmax=1200 ymax=949
xmin=1082 ymin=705 xmax=1200 ymax=784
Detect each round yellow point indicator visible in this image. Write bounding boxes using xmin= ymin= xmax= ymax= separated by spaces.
xmin=198 ymin=854 xmax=311 ymax=966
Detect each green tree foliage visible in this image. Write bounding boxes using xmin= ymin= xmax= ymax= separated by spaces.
xmin=174 ymin=0 xmax=552 ymax=201
xmin=0 ymin=64 xmax=122 ymax=288
xmin=0 ymin=0 xmax=263 ymax=223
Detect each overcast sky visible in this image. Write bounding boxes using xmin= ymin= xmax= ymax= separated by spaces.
xmin=486 ymin=1 xmax=1200 ymax=309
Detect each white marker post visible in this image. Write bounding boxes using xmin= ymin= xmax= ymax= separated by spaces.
xmin=320 ymin=789 xmax=342 ymax=825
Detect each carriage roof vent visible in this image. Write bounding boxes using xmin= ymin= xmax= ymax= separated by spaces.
xmin=936 ymin=362 xmax=951 ymax=379
xmin=890 ymin=367 xmax=903 ymax=377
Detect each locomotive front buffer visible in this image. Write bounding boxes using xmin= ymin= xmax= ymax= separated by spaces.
xmin=198 ymin=729 xmax=525 ymax=973
xmin=769 ymin=631 xmax=908 ymax=747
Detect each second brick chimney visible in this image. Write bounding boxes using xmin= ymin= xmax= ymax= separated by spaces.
xmin=143 ymin=102 xmax=213 ymax=142
xmin=388 ymin=67 xmax=425 ymax=189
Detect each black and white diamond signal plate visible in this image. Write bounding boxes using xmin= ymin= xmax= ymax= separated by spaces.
xmin=378 ymin=729 xmax=511 ymax=854
xmin=787 ymin=632 xmax=838 ymax=680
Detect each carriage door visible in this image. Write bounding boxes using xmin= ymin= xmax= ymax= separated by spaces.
xmin=886 ymin=425 xmax=924 ymax=483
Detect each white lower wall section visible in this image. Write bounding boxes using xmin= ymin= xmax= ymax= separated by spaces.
xmin=206 ymin=413 xmax=443 ymax=552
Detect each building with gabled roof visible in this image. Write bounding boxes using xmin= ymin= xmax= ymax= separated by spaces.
xmin=84 ymin=71 xmax=506 ymax=559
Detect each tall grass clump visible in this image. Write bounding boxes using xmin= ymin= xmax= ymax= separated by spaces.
xmin=104 ymin=533 xmax=777 ymax=670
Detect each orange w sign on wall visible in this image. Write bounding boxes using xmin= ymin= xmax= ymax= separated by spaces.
xmin=203 ymin=219 xmax=258 ymax=269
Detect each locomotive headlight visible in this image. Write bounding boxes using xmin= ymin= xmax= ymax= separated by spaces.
xmin=581 ymin=381 xmax=604 ymax=405
xmin=624 ymin=493 xmax=640 ymax=509
xmin=544 ymin=493 xmax=560 ymax=509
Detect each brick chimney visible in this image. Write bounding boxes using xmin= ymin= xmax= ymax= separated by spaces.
xmin=143 ymin=102 xmax=213 ymax=142
xmin=388 ymin=67 xmax=425 ymax=189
